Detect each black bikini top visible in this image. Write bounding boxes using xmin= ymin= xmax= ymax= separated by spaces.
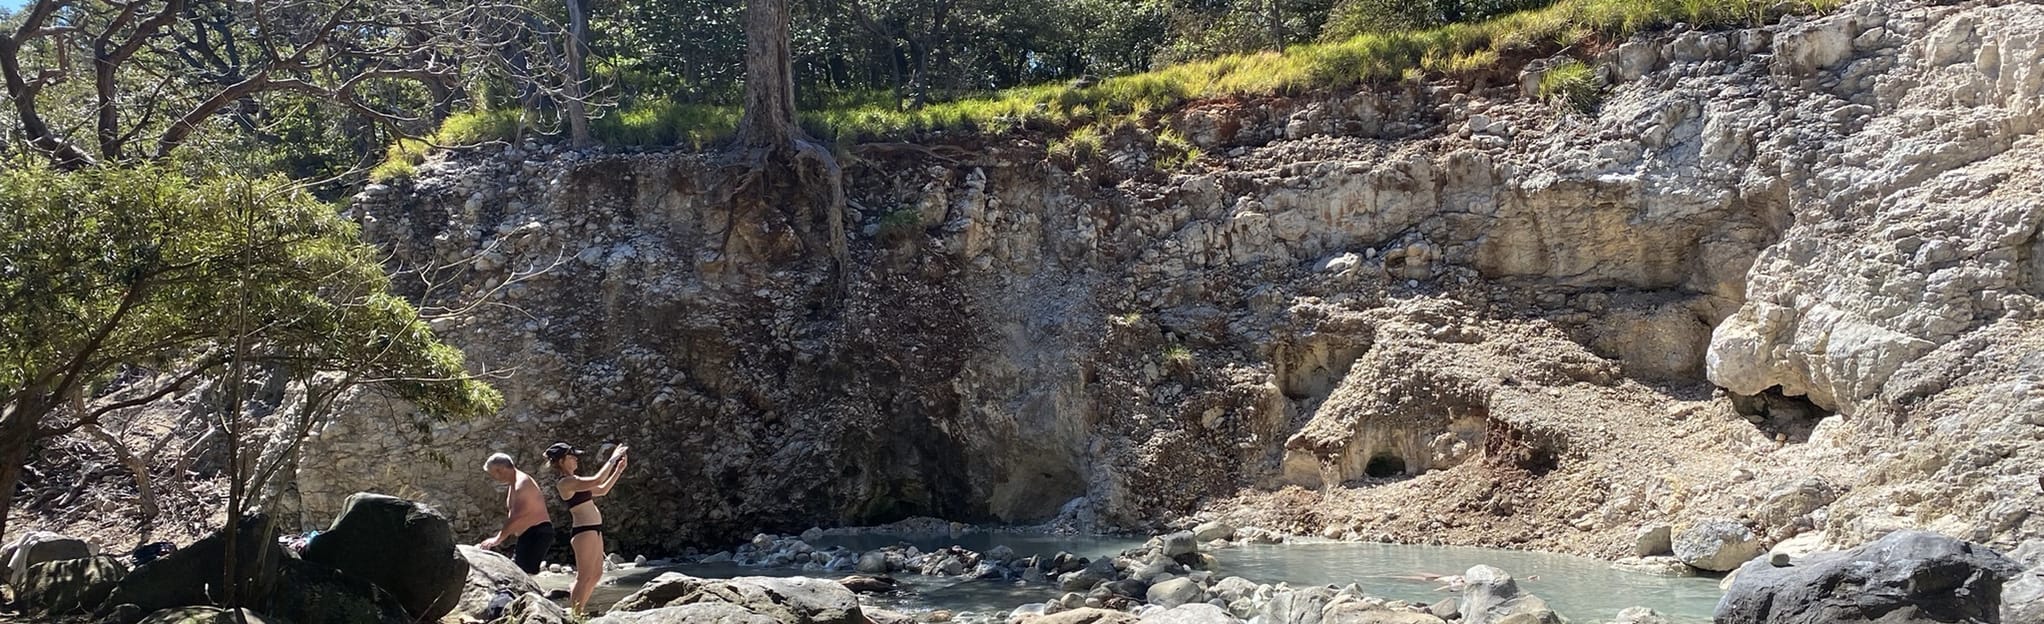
xmin=558 ymin=476 xmax=593 ymax=507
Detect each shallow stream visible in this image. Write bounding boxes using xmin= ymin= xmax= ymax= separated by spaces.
xmin=539 ymin=533 xmax=1723 ymax=622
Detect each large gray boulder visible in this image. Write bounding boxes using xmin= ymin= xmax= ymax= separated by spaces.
xmin=1258 ymin=586 xmax=1336 ymax=624
xmin=302 ymin=493 xmax=470 ymax=622
xmin=605 ymin=574 xmax=861 ymax=624
xmin=1457 ymin=566 xmax=1558 ymax=624
xmin=1672 ymin=519 xmax=1763 ymax=572
xmin=1322 ymin=603 xmax=1449 ymax=624
xmin=1717 ymin=530 xmax=2020 ymax=624
xmin=3 ymin=531 xmax=95 ymax=587
xmin=457 ymin=545 xmax=543 ymax=620
xmin=495 ymin=592 xmax=569 ymax=624
xmin=21 ymin=555 xmax=126 ymax=614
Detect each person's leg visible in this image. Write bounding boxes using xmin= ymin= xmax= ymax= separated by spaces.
xmin=570 ymin=529 xmax=603 ymax=612
xmin=513 ymin=523 xmax=553 ymax=574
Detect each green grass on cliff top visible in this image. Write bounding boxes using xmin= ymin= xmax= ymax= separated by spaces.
xmin=373 ymin=0 xmax=1839 ymax=181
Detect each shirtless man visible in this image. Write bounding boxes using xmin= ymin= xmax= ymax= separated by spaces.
xmin=479 ymin=453 xmax=555 ymax=574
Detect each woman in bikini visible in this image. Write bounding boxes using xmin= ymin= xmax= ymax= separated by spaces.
xmin=544 ymin=441 xmax=629 ymax=613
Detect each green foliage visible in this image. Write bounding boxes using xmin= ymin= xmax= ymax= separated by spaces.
xmin=0 ymin=163 xmax=501 ymax=420
xmin=1162 ymin=343 xmax=1194 ymax=367
xmin=1539 ymin=60 xmax=1601 ymax=113
xmin=875 ymin=208 xmax=927 ymax=241
xmin=1154 ymin=129 xmax=1203 ymax=170
xmin=436 ymin=110 xmax=524 ymax=146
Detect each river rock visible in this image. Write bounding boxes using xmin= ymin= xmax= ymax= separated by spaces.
xmin=4 ymin=531 xmax=95 ymax=588
xmin=838 ymin=575 xmax=897 ymax=594
xmin=1632 ymin=525 xmax=1671 ymax=557
xmin=1322 ymin=602 xmax=1448 ymax=624
xmin=1608 ymin=556 xmax=1696 ymax=577
xmin=1458 ymin=566 xmax=1557 ymax=624
xmin=1260 ymin=586 xmax=1336 ymax=624
xmin=21 ymin=555 xmax=126 ymax=614
xmin=639 ymin=575 xmax=862 ymax=624
xmin=138 ymin=607 xmax=281 ymax=624
xmin=1755 ymin=478 xmax=1839 ymax=528
xmin=612 ymin=573 xmax=711 ymax=612
xmin=1672 ymin=519 xmax=1763 ymax=572
xmin=302 ymin=493 xmax=469 ymax=622
xmin=103 ymin=515 xmax=290 ymax=622
xmin=1193 ymin=522 xmax=1236 ymax=543
xmin=1062 ymin=558 xmax=1119 ymax=591
xmin=592 ymin=602 xmax=780 ymax=624
xmin=1717 ymin=530 xmax=2020 ymax=624
xmin=1022 ymin=608 xmax=1141 ymax=624
xmin=1161 ymin=532 xmax=1199 ymax=557
xmin=1137 ymin=603 xmax=1240 ymax=623
xmin=855 ymin=551 xmax=890 ymax=573
xmin=1602 ymin=606 xmax=1670 ymax=624
xmin=456 ymin=545 xmax=542 ymax=620
xmin=864 ymin=608 xmax=916 ymax=624
xmin=497 ymin=592 xmax=569 ymax=624
xmin=1146 ymin=577 xmax=1206 ymax=608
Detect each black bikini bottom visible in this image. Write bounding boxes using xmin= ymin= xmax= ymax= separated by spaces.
xmin=570 ymin=524 xmax=604 ymax=537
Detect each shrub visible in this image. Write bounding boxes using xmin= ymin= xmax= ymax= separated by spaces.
xmin=1538 ymin=60 xmax=1602 ymax=113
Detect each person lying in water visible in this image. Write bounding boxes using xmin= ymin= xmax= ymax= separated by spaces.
xmin=545 ymin=441 xmax=629 ymax=614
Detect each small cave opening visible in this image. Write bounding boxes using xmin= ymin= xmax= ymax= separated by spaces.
xmin=1364 ymin=454 xmax=1408 ymax=479
xmin=1729 ymin=386 xmax=1835 ymax=444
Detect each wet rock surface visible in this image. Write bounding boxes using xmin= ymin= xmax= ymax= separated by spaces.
xmin=1716 ymin=530 xmax=2021 ymax=624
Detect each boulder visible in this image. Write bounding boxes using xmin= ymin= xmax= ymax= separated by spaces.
xmin=1192 ymin=522 xmax=1236 ymax=543
xmin=591 ymin=602 xmax=779 ymax=624
xmin=1259 ymin=586 xmax=1336 ymax=624
xmin=302 ymin=493 xmax=470 ymax=622
xmin=1137 ymin=603 xmax=1241 ymax=623
xmin=1457 ymin=566 xmax=1558 ymax=624
xmin=103 ymin=515 xmax=290 ymax=621
xmin=1207 ymin=576 xmax=1258 ymax=603
xmin=1061 ymin=558 xmax=1119 ymax=592
xmin=265 ymin=557 xmax=411 ymax=624
xmin=1717 ymin=530 xmax=2020 ymax=624
xmin=4 ymin=531 xmax=95 ymax=587
xmin=1755 ymin=478 xmax=1839 ymax=528
xmin=1607 ymin=556 xmax=1695 ymax=577
xmin=495 ymin=592 xmax=569 ymax=624
xmin=458 ymin=545 xmax=543 ymax=620
xmin=1160 ymin=532 xmax=1199 ymax=557
xmin=137 ymin=607 xmax=282 ymax=624
xmin=1672 ymin=519 xmax=1763 ymax=572
xmin=21 ymin=555 xmax=126 ymax=614
xmin=616 ymin=574 xmax=862 ymax=624
xmin=2002 ymin=540 xmax=2044 ymax=624
xmin=1632 ymin=525 xmax=1671 ymax=557
xmin=864 ymin=608 xmax=917 ymax=624
xmin=1145 ymin=577 xmax=1206 ymax=608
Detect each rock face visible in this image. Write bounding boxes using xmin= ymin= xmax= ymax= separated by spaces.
xmin=301 ymin=493 xmax=470 ymax=622
xmin=1672 ymin=519 xmax=1764 ymax=572
xmin=307 ymin=0 xmax=2044 ymax=557
xmin=1717 ymin=531 xmax=2020 ymax=624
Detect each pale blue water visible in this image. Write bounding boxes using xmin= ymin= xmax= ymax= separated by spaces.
xmin=567 ymin=534 xmax=1723 ymax=622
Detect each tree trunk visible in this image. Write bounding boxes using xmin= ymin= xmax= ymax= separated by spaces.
xmin=1268 ymin=0 xmax=1287 ymax=51
xmin=0 ymin=396 xmax=50 ymax=547
xmin=736 ymin=0 xmax=800 ymax=150
xmin=564 ymin=0 xmax=593 ymax=147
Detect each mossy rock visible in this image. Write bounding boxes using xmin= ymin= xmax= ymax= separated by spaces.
xmin=22 ymin=555 xmax=127 ymax=614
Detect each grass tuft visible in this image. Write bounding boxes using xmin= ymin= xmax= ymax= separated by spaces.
xmin=1538 ymin=60 xmax=1602 ymax=113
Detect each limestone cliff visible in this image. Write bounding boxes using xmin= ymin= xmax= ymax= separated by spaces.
xmin=301 ymin=0 xmax=2044 ymax=558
